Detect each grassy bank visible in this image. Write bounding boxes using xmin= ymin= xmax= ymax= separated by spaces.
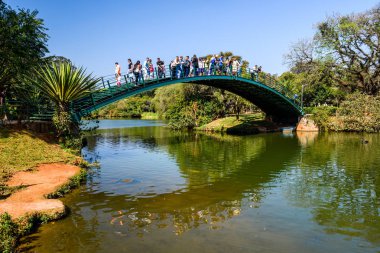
xmin=196 ymin=113 xmax=280 ymax=134
xmin=0 ymin=127 xmax=88 ymax=252
xmin=0 ymin=128 xmax=78 ymax=198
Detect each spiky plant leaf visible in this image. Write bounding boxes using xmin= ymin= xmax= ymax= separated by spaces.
xmin=32 ymin=62 xmax=100 ymax=110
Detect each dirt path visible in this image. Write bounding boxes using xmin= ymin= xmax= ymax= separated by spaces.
xmin=0 ymin=163 xmax=80 ymax=219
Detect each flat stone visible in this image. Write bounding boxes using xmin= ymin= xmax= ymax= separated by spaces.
xmin=0 ymin=163 xmax=81 ymax=219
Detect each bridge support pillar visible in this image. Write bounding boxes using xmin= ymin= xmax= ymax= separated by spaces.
xmin=296 ymin=114 xmax=319 ymax=132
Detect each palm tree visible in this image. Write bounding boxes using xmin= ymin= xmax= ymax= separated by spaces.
xmin=32 ymin=62 xmax=100 ymax=136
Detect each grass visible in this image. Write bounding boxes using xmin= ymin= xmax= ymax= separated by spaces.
xmin=0 ymin=204 xmax=68 ymax=253
xmin=196 ymin=113 xmax=278 ymax=134
xmin=141 ymin=112 xmax=159 ymax=120
xmin=0 ymin=127 xmax=78 ymax=198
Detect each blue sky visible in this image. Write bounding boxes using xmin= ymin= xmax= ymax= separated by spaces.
xmin=6 ymin=0 xmax=379 ymax=77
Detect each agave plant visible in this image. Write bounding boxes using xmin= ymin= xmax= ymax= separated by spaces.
xmin=32 ymin=62 xmax=100 ymax=137
xmin=33 ymin=62 xmax=100 ymax=114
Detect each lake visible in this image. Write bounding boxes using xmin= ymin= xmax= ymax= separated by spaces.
xmin=20 ymin=119 xmax=380 ymax=253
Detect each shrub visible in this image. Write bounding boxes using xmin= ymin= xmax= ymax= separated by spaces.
xmin=0 ymin=213 xmax=18 ymax=253
xmin=329 ymin=93 xmax=380 ymax=132
xmin=304 ymin=106 xmax=337 ymax=131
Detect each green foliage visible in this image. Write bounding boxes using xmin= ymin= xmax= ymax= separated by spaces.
xmin=32 ymin=62 xmax=100 ymax=111
xmin=330 ymin=93 xmax=380 ymax=132
xmin=0 ymin=213 xmax=18 ymax=253
xmin=316 ymin=7 xmax=380 ymax=95
xmin=0 ymin=209 xmax=72 ymax=253
xmin=286 ymin=5 xmax=380 ymax=96
xmin=31 ymin=62 xmax=100 ymax=139
xmin=141 ymin=112 xmax=159 ymax=119
xmin=52 ymin=111 xmax=73 ymax=138
xmin=0 ymin=2 xmax=48 ymax=94
xmin=279 ymin=66 xmax=345 ymax=107
xmin=154 ymin=84 xmax=248 ymax=129
xmin=96 ymin=94 xmax=154 ymax=118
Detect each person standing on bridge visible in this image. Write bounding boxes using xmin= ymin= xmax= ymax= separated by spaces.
xmin=143 ymin=57 xmax=150 ymax=80
xmin=149 ymin=59 xmax=154 ymax=79
xmin=156 ymin=58 xmax=165 ymax=78
xmin=171 ymin=57 xmax=179 ymax=78
xmin=228 ymin=57 xmax=233 ymax=75
xmin=231 ymin=58 xmax=240 ymax=76
xmin=133 ymin=60 xmax=142 ymax=85
xmin=218 ymin=55 xmax=224 ymax=75
xmin=191 ymin=55 xmax=199 ymax=76
xmin=257 ymin=66 xmax=262 ymax=80
xmin=183 ymin=56 xmax=191 ymax=77
xmin=177 ymin=56 xmax=184 ymax=78
xmin=198 ymin=57 xmax=205 ymax=76
xmin=224 ymin=57 xmax=230 ymax=75
xmin=173 ymin=56 xmax=180 ymax=79
xmin=128 ymin=59 xmax=134 ymax=82
xmin=115 ymin=62 xmax=121 ymax=86
xmin=209 ymin=55 xmax=216 ymax=75
xmin=250 ymin=65 xmax=258 ymax=81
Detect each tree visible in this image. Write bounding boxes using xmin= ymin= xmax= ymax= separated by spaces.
xmin=316 ymin=5 xmax=380 ymax=95
xmin=284 ymin=39 xmax=316 ymax=74
xmin=284 ymin=4 xmax=380 ymax=101
xmin=0 ymin=1 xmax=48 ymax=104
xmin=43 ymin=55 xmax=72 ymax=66
xmin=31 ymin=62 xmax=100 ymax=137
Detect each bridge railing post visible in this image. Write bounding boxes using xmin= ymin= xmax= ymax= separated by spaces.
xmin=101 ymin=77 xmax=105 ymax=89
xmin=90 ymin=93 xmax=95 ymax=105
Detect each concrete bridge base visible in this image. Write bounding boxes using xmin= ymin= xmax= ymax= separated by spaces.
xmin=296 ymin=114 xmax=319 ymax=132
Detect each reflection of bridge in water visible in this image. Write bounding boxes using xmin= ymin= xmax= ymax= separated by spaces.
xmin=72 ymin=66 xmax=303 ymax=124
xmin=82 ymin=129 xmax=300 ymax=236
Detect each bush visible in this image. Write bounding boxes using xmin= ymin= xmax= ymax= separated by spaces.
xmin=304 ymin=106 xmax=337 ymax=131
xmin=0 ymin=213 xmax=18 ymax=253
xmin=329 ymin=93 xmax=380 ymax=132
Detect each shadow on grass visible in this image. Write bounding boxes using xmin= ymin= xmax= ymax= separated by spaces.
xmin=0 ymin=127 xmax=10 ymax=138
xmin=0 ymin=126 xmax=56 ymax=144
xmin=222 ymin=115 xmax=282 ymax=135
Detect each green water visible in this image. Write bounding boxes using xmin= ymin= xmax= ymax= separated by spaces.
xmin=20 ymin=120 xmax=380 ymax=253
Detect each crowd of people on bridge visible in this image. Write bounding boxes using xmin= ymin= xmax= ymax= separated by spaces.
xmin=114 ymin=55 xmax=262 ymax=86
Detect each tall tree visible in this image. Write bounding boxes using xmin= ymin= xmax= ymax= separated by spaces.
xmin=316 ymin=5 xmax=380 ymax=95
xmin=0 ymin=1 xmax=49 ymax=104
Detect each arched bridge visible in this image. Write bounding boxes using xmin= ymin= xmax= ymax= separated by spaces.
xmin=72 ymin=67 xmax=303 ymax=124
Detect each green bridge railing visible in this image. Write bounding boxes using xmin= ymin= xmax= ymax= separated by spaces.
xmin=92 ymin=65 xmax=299 ymax=103
xmin=71 ymin=64 xmax=302 ymax=120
